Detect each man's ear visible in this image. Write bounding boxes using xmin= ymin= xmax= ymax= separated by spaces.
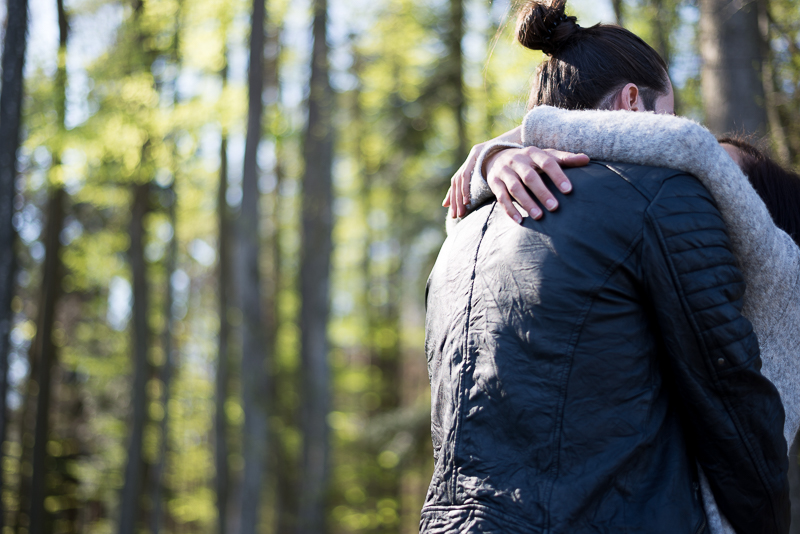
xmin=617 ymin=83 xmax=642 ymax=112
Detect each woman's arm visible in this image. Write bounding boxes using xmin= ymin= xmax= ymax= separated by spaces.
xmin=443 ymin=127 xmax=588 ymax=221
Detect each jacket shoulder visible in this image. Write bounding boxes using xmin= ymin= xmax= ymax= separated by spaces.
xmin=594 ymin=161 xmax=706 ymax=202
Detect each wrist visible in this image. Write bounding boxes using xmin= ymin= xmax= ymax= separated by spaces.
xmin=482 ymin=146 xmax=509 ymax=177
xmin=475 ymin=142 xmax=524 ymax=180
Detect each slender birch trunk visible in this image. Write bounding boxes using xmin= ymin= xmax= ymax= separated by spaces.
xmin=297 ymin=0 xmax=334 ymax=531
xmin=118 ymin=181 xmax=151 ymax=534
xmin=237 ymin=0 xmax=270 ymax=532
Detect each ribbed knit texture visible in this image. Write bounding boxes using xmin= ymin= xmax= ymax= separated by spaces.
xmin=463 ymin=106 xmax=800 ymax=534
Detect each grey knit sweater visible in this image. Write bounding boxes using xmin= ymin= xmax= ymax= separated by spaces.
xmin=463 ymin=106 xmax=800 ymax=534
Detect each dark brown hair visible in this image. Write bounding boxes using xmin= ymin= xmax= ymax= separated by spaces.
xmin=719 ymin=136 xmax=800 ymax=246
xmin=516 ymin=0 xmax=670 ymax=111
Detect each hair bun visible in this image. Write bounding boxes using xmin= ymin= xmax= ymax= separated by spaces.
xmin=516 ymin=0 xmax=580 ymax=55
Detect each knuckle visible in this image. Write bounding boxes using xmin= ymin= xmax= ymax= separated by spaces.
xmin=507 ymin=182 xmax=524 ymax=194
xmin=520 ymin=170 xmax=542 ymax=185
xmin=540 ymin=158 xmax=560 ymax=171
xmin=529 ymin=180 xmax=550 ymax=195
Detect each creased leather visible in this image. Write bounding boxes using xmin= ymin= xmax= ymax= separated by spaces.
xmin=465 ymin=107 xmax=800 ymax=534
xmin=426 ymin=161 xmax=789 ymax=533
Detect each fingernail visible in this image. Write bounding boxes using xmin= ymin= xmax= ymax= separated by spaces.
xmin=531 ymin=209 xmax=542 ymax=219
xmin=514 ymin=214 xmax=522 ymax=224
xmin=546 ymin=199 xmax=557 ymax=210
xmin=560 ymin=182 xmax=572 ymax=192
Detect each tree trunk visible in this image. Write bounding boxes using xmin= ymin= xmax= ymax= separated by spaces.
xmin=649 ymin=0 xmax=671 ymax=67
xmin=216 ymin=130 xmax=231 ymax=534
xmin=262 ymin=19 xmax=286 ymax=534
xmin=148 ymin=185 xmax=176 ymax=534
xmin=611 ymin=0 xmax=624 ymax=25
xmin=214 ymin=20 xmax=233 ymax=534
xmin=118 ymin=182 xmax=151 ymax=534
xmin=237 ymin=0 xmax=269 ymax=532
xmin=757 ymin=0 xmax=792 ymax=164
xmin=28 ymin=0 xmax=68 ymax=528
xmin=447 ymin=0 xmax=467 ymax=168
xmin=28 ymin=185 xmax=65 ymax=534
xmin=699 ymin=0 xmax=767 ymax=135
xmin=148 ymin=4 xmax=183 ymax=528
xmin=297 ymin=0 xmax=334 ymax=531
xmin=0 ymin=1 xmax=29 ymax=523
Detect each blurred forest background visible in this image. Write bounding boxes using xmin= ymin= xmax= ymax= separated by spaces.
xmin=0 ymin=0 xmax=798 ymax=530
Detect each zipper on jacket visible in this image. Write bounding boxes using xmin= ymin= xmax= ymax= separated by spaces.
xmin=449 ymin=204 xmax=496 ymax=503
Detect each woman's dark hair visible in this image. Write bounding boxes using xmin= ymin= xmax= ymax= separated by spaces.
xmin=516 ymin=0 xmax=670 ymax=111
xmin=719 ymin=136 xmax=800 ymax=246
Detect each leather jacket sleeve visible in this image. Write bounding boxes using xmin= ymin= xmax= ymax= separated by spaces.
xmin=641 ymin=172 xmax=790 ymax=534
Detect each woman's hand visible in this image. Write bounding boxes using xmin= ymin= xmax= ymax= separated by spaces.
xmin=443 ymin=126 xmax=523 ymax=218
xmin=443 ymin=127 xmax=590 ymax=221
xmin=485 ymin=147 xmax=589 ymax=223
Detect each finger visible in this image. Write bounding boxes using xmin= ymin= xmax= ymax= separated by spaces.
xmin=516 ymin=165 xmax=557 ymax=212
xmin=531 ymin=152 xmax=573 ymax=194
xmin=560 ymin=153 xmax=590 ymax=167
xmin=449 ymin=185 xmax=456 ymax=218
xmin=502 ymin=170 xmax=543 ymax=219
xmin=458 ymin=145 xmax=483 ymax=216
xmin=540 ymin=149 xmax=590 ymax=194
xmin=494 ymin=183 xmax=523 ymax=224
xmin=442 ymin=184 xmax=452 ymax=207
xmin=460 ymin=161 xmax=471 ymax=210
xmin=542 ymin=149 xmax=590 ymax=167
xmin=455 ymin=178 xmax=466 ymax=218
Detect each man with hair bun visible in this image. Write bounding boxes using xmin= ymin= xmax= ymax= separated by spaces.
xmin=425 ymin=2 xmax=790 ymax=533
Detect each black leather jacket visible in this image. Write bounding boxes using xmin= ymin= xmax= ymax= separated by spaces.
xmin=423 ymin=162 xmax=789 ymax=534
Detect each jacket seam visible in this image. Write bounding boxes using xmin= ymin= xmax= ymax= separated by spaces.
xmin=683 ymin=282 xmax=743 ymax=302
xmin=451 ymin=203 xmax=497 ymax=504
xmin=651 ymin=209 xmax=725 ymax=221
xmin=696 ymin=318 xmax=751 ymax=341
xmin=545 ymin=229 xmax=644 ymax=533
xmin=602 ymin=163 xmax=658 ymax=202
xmin=672 ymin=262 xmax=739 ymax=279
xmin=660 ymin=229 xmax=730 ymax=249
xmin=670 ymin=245 xmax=733 ymax=258
xmin=646 ymin=195 xmax=780 ymax=528
xmin=687 ymin=287 xmax=745 ymax=313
